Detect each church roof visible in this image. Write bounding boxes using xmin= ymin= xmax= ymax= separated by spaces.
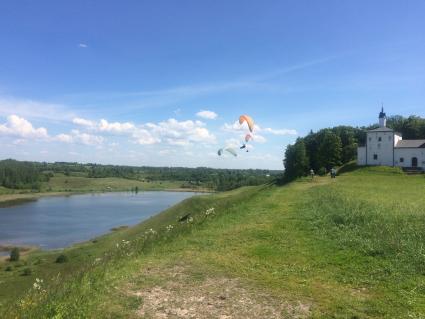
xmin=395 ymin=140 xmax=425 ymax=148
xmin=368 ymin=126 xmax=393 ymax=132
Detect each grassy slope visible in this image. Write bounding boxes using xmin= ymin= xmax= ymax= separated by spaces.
xmin=2 ymin=168 xmax=425 ymax=318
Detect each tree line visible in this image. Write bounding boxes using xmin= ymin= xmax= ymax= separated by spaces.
xmin=283 ymin=115 xmax=425 ymax=180
xmin=0 ymin=159 xmax=50 ymax=190
xmin=0 ymin=159 xmax=280 ymax=192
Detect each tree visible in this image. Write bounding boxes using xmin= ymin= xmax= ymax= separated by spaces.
xmin=9 ymin=248 xmax=20 ymax=262
xmin=284 ymin=139 xmax=309 ymax=180
xmin=318 ymin=131 xmax=342 ymax=170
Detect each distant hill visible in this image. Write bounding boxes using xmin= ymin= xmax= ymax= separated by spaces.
xmin=0 ymin=159 xmax=281 ymax=192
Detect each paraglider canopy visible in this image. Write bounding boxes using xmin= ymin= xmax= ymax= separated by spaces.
xmin=225 ymin=147 xmax=237 ymax=157
xmin=245 ymin=134 xmax=253 ymax=142
xmin=239 ymin=115 xmax=254 ymax=133
xmin=217 ymin=147 xmax=237 ymax=157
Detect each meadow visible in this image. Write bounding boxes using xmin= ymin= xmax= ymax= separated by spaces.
xmin=1 ymin=167 xmax=424 ymax=318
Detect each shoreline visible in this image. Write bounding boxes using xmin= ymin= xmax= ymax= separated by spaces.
xmin=0 ymin=188 xmax=213 ymax=207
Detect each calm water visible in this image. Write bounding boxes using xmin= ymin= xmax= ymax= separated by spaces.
xmin=0 ymin=191 xmax=200 ymax=250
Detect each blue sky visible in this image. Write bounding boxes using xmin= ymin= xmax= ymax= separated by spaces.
xmin=0 ymin=1 xmax=424 ymax=169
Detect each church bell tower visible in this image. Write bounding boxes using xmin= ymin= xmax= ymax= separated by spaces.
xmin=379 ymin=106 xmax=387 ymax=127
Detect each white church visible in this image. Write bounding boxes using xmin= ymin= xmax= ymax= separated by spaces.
xmin=357 ymin=108 xmax=425 ymax=170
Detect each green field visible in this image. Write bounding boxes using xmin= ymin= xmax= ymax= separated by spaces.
xmin=42 ymin=173 xmax=188 ymax=192
xmin=1 ymin=167 xmax=424 ymax=318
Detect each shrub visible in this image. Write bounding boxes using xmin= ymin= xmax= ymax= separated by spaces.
xmin=317 ymin=167 xmax=327 ymax=176
xmin=22 ymin=268 xmax=32 ymax=276
xmin=55 ymin=254 xmax=68 ymax=263
xmin=5 ymin=266 xmax=12 ymax=272
xmin=9 ymin=248 xmax=20 ymax=262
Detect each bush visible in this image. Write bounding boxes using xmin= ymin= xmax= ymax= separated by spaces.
xmin=317 ymin=167 xmax=327 ymax=176
xmin=5 ymin=266 xmax=12 ymax=272
xmin=9 ymin=248 xmax=20 ymax=262
xmin=55 ymin=254 xmax=68 ymax=263
xmin=22 ymin=268 xmax=32 ymax=276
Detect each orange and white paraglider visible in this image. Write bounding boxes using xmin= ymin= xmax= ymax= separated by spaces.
xmin=239 ymin=115 xmax=254 ymax=133
xmin=245 ymin=134 xmax=253 ymax=143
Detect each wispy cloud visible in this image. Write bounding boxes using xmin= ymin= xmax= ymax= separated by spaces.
xmin=60 ymin=55 xmax=340 ymax=111
xmin=78 ymin=43 xmax=88 ymax=48
xmin=0 ymin=97 xmax=76 ymax=122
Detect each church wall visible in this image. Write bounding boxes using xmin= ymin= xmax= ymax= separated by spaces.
xmin=394 ymin=148 xmax=425 ymax=169
xmin=366 ymin=131 xmax=394 ymax=166
xmin=357 ymin=147 xmax=366 ymax=165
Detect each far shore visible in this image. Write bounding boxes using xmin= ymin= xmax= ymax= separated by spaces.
xmin=0 ymin=244 xmax=39 ymax=261
xmin=0 ymin=188 xmax=212 ymax=207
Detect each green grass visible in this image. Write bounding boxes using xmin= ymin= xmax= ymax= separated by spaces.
xmin=43 ymin=173 xmax=188 ymax=192
xmin=1 ymin=169 xmax=425 ymax=318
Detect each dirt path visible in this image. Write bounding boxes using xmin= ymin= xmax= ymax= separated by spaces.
xmin=127 ymin=263 xmax=310 ymax=319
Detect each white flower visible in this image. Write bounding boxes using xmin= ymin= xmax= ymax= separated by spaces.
xmin=205 ymin=208 xmax=215 ymax=216
xmin=145 ymin=228 xmax=157 ymax=235
xmin=166 ymin=225 xmax=174 ymax=232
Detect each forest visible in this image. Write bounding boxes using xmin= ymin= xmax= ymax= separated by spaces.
xmin=0 ymin=159 xmax=279 ymax=191
xmin=284 ymin=115 xmax=425 ymax=180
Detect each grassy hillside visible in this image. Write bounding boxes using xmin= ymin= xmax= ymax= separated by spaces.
xmin=1 ymin=168 xmax=424 ymax=318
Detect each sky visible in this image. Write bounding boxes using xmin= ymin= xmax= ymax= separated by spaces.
xmin=0 ymin=1 xmax=424 ymax=170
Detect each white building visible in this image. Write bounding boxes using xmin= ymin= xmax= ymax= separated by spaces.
xmin=357 ymin=108 xmax=425 ymax=170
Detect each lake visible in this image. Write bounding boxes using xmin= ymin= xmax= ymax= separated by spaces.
xmin=0 ymin=191 xmax=201 ymax=250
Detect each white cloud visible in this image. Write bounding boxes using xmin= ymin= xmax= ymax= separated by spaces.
xmin=71 ymin=130 xmax=104 ymax=145
xmin=0 ymin=115 xmax=49 ymax=139
xmin=222 ymin=121 xmax=297 ymax=136
xmin=222 ymin=120 xmax=259 ymax=132
xmin=251 ymin=134 xmax=267 ymax=143
xmin=78 ymin=43 xmax=88 ymax=48
xmin=98 ymin=119 xmax=135 ymax=133
xmin=53 ymin=130 xmax=104 ymax=146
xmin=73 ymin=117 xmax=95 ymax=127
xmin=139 ymin=118 xmax=216 ymax=146
xmin=196 ymin=110 xmax=218 ymax=120
xmin=54 ymin=133 xmax=74 ymax=143
xmin=132 ymin=128 xmax=160 ymax=145
xmin=70 ymin=116 xmax=216 ymax=146
xmin=73 ymin=117 xmax=135 ymax=134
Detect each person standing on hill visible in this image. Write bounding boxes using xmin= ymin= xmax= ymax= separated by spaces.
xmin=331 ymin=168 xmax=336 ymax=178
xmin=310 ymin=169 xmax=315 ymax=180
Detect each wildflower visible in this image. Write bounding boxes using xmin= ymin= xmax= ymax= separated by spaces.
xmin=187 ymin=217 xmax=194 ymax=223
xmin=145 ymin=228 xmax=157 ymax=235
xmin=205 ymin=207 xmax=215 ymax=216
xmin=166 ymin=225 xmax=174 ymax=232
xmin=33 ymin=278 xmax=44 ymax=291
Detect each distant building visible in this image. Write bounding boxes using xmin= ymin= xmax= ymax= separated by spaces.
xmin=357 ymin=108 xmax=425 ymax=170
